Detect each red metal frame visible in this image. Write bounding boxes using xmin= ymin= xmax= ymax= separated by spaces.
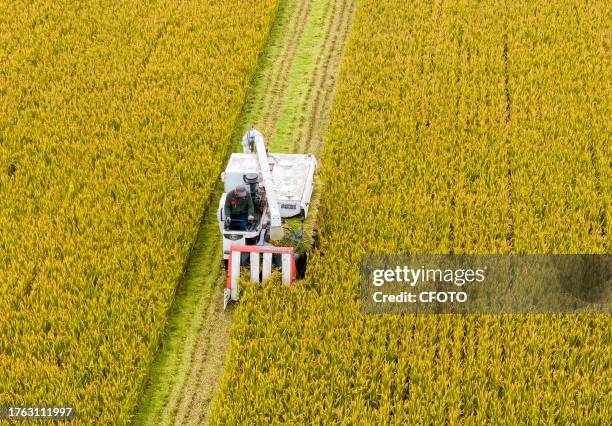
xmin=226 ymin=244 xmax=296 ymax=288
xmin=226 ymin=252 xmax=233 ymax=290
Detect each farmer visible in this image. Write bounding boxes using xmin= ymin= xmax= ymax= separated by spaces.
xmin=224 ymin=184 xmax=255 ymax=230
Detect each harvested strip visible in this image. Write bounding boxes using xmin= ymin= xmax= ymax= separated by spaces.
xmin=136 ymin=0 xmax=356 ymax=424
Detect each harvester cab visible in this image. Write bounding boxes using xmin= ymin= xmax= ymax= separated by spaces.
xmin=217 ymin=128 xmax=317 ymax=308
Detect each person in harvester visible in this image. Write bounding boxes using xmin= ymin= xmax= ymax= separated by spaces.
xmin=224 ymin=184 xmax=255 ymax=230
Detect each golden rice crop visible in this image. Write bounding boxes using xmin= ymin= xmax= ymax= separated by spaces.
xmin=0 ymin=0 xmax=278 ymax=423
xmin=212 ymin=0 xmax=610 ymax=424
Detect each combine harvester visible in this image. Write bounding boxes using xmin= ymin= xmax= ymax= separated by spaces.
xmin=217 ymin=129 xmax=317 ymax=309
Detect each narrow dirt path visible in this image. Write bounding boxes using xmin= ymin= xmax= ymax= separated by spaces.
xmin=261 ymin=0 xmax=311 ymax=137
xmin=301 ymin=0 xmax=355 ymax=155
xmin=135 ymin=1 xmax=355 ymax=424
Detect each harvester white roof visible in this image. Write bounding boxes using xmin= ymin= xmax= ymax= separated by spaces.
xmin=225 ymin=153 xmax=316 ymax=203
